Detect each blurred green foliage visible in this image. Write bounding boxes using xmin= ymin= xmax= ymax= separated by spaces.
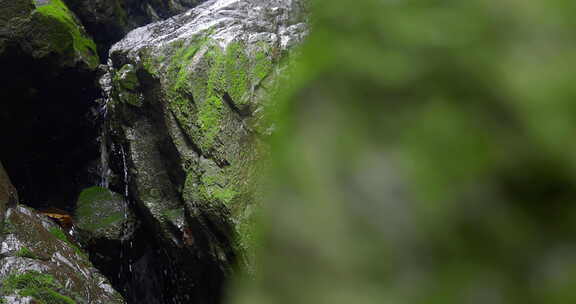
xmin=230 ymin=0 xmax=576 ymax=303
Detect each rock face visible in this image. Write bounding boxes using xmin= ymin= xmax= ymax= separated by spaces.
xmin=98 ymin=0 xmax=306 ymax=302
xmin=0 ymin=0 xmax=99 ymax=69
xmin=63 ymin=0 xmax=207 ymax=57
xmin=0 ymin=163 xmax=17 ymax=225
xmin=0 ymin=0 xmax=101 ymax=212
xmin=0 ymin=164 xmax=125 ymax=303
xmin=75 ymin=186 xmax=135 ymax=244
xmin=73 ymin=186 xmax=137 ymax=291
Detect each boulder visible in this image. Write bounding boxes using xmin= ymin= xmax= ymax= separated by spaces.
xmin=63 ymin=0 xmax=208 ymax=57
xmin=74 ymin=186 xmax=135 ymax=244
xmin=0 ymin=164 xmax=124 ymax=303
xmin=98 ymin=0 xmax=306 ymax=302
xmin=0 ymin=0 xmax=99 ymax=69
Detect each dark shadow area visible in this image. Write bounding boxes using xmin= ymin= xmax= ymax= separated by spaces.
xmin=0 ymin=46 xmax=101 ymax=212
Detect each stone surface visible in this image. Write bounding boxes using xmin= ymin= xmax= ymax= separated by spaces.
xmin=0 ymin=0 xmax=99 ymax=69
xmin=0 ymin=206 xmax=126 ymax=303
xmin=0 ymin=164 xmax=125 ymax=304
xmin=98 ymin=0 xmax=306 ymax=302
xmin=63 ymin=0 xmax=207 ymax=57
xmin=74 ymin=186 xmax=135 ymax=243
xmin=0 ymin=165 xmax=124 ymax=303
xmin=106 ymin=0 xmax=306 ymax=255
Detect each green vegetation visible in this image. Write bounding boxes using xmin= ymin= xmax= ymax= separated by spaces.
xmin=15 ymin=247 xmax=40 ymax=260
xmin=83 ymin=212 xmax=123 ymax=231
xmin=114 ymin=64 xmax=142 ymax=106
xmin=2 ymin=271 xmax=76 ymax=304
xmin=116 ymin=64 xmax=139 ymax=91
xmin=161 ymin=35 xmax=275 ymax=151
xmin=184 ymin=172 xmax=238 ymax=206
xmin=48 ymin=227 xmax=68 ymax=243
xmin=75 ymin=186 xmax=124 ymax=234
xmin=34 ymin=0 xmax=99 ymax=68
xmin=48 ymin=227 xmax=84 ymax=258
xmin=75 ymin=187 xmax=113 ymax=219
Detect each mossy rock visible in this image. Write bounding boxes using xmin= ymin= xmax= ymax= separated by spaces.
xmin=0 ymin=0 xmax=99 ymax=69
xmin=113 ymin=64 xmax=143 ymax=106
xmin=31 ymin=0 xmax=98 ymax=68
xmin=74 ymin=186 xmax=134 ymax=242
xmin=105 ymin=0 xmax=306 ymax=268
xmin=0 ymin=206 xmax=125 ymax=303
xmin=2 ymin=271 xmax=76 ymax=304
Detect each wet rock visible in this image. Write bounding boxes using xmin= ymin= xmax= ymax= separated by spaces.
xmin=0 ymin=162 xmax=124 ymax=303
xmin=63 ymin=0 xmax=208 ymax=58
xmin=0 ymin=204 xmax=125 ymax=303
xmin=72 ymin=186 xmax=138 ymax=300
xmin=100 ymin=0 xmax=306 ymax=302
xmin=0 ymin=0 xmax=99 ymax=69
xmin=74 ymin=186 xmax=135 ymax=243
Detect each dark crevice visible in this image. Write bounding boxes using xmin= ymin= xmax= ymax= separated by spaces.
xmin=170 ymin=110 xmax=204 ymax=157
xmin=221 ymin=92 xmax=250 ymax=117
xmin=0 ymin=46 xmax=101 ymax=212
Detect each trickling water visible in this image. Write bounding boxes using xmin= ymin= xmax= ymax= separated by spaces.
xmin=120 ymin=146 xmax=129 ymax=199
xmin=98 ymin=77 xmax=112 ymax=189
xmin=118 ymin=145 xmax=135 ymax=289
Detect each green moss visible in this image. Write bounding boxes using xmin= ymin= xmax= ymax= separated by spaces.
xmin=48 ymin=226 xmax=68 ymax=243
xmin=75 ymin=186 xmax=124 ymax=232
xmin=83 ymin=212 xmax=124 ymax=231
xmin=191 ymin=173 xmax=239 ymax=205
xmin=34 ymin=0 xmax=99 ymax=68
xmin=163 ymin=37 xmax=275 ymax=151
xmin=48 ymin=227 xmax=85 ymax=258
xmin=75 ymin=187 xmax=113 ymax=218
xmin=198 ymin=94 xmax=225 ymax=149
xmin=116 ymin=64 xmax=139 ymax=91
xmin=212 ymin=187 xmax=238 ymax=205
xmin=2 ymin=271 xmax=76 ymax=304
xmin=113 ymin=65 xmax=143 ymax=107
xmin=15 ymin=247 xmax=40 ymax=260
xmin=253 ymin=43 xmax=275 ymax=85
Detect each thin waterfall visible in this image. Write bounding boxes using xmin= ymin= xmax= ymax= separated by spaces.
xmin=119 ymin=145 xmax=133 ymax=274
xmin=98 ymin=66 xmax=113 ymax=188
xmin=99 ymin=100 xmax=111 ymax=188
xmin=97 ymin=65 xmax=135 ymax=287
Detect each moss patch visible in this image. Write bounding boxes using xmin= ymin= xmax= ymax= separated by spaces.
xmin=2 ymin=271 xmax=76 ymax=304
xmin=15 ymin=247 xmax=41 ymax=260
xmin=161 ymin=37 xmax=275 ymax=151
xmin=48 ymin=227 xmax=85 ymax=258
xmin=184 ymin=171 xmax=239 ymax=206
xmin=33 ymin=0 xmax=99 ymax=68
xmin=74 ymin=187 xmax=126 ymax=239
